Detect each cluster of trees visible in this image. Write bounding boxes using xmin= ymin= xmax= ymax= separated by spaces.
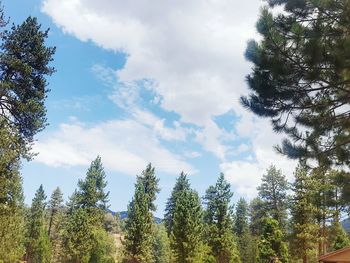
xmin=23 ymin=156 xmax=118 ymax=263
xmin=2 ymin=151 xmax=350 ymax=262
xmin=122 ymin=163 xmax=350 ymax=263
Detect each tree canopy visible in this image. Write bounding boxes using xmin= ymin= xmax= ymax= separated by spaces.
xmin=242 ymin=0 xmax=350 ymax=167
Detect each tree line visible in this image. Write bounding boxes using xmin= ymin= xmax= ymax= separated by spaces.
xmin=3 ymin=156 xmax=350 ymax=263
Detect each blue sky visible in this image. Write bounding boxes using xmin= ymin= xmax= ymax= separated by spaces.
xmin=6 ymin=0 xmax=296 ymax=216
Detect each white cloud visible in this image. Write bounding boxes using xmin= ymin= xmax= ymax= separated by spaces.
xmin=41 ymin=0 xmax=298 ymax=195
xmin=42 ymin=0 xmax=261 ymax=154
xmin=34 ymin=120 xmax=195 ymax=175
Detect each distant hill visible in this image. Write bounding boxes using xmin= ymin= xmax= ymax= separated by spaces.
xmin=108 ymin=210 xmax=163 ymax=224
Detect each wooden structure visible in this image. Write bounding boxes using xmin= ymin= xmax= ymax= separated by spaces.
xmin=319 ymin=246 xmax=350 ymax=262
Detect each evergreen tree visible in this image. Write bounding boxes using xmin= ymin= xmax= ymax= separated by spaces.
xmin=48 ymin=187 xmax=64 ymax=262
xmin=235 ymin=198 xmax=256 ymax=263
xmin=241 ymin=0 xmax=350 ymax=167
xmin=290 ymin=165 xmax=318 ymax=263
xmin=63 ymin=207 xmax=95 ymax=263
xmin=0 ymin=16 xmax=55 ymax=152
xmin=0 ymin=3 xmax=55 ymax=259
xmin=249 ymin=197 xmax=268 ymax=236
xmin=153 ymin=224 xmax=173 ymax=263
xmin=76 ymin=156 xmax=109 ymax=222
xmin=48 ymin=187 xmax=63 ymax=238
xmin=257 ymin=218 xmax=289 ymax=263
xmin=258 ymin=166 xmax=288 ymax=228
xmin=234 ymin=198 xmax=248 ymax=236
xmin=203 ymin=173 xmax=240 ymax=263
xmin=164 ymin=172 xmax=190 ymax=234
xmin=62 ymin=157 xmax=114 ymax=262
xmin=124 ymin=164 xmax=160 ymax=262
xmin=0 ymin=121 xmax=25 ymax=262
xmin=26 ymin=185 xmax=51 ymax=263
xmin=311 ymin=166 xmax=335 ymax=255
xmin=171 ymin=188 xmax=208 ymax=263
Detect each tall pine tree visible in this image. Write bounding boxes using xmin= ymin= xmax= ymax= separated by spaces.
xmin=25 ymin=185 xmax=51 ymax=263
xmin=171 ymin=187 xmax=208 ymax=263
xmin=62 ymin=157 xmax=113 ymax=263
xmin=203 ymin=173 xmax=240 ymax=263
xmin=258 ymin=165 xmax=289 ymax=228
xmin=235 ymin=198 xmax=256 ymax=263
xmin=290 ymin=164 xmax=318 ymax=263
xmin=48 ymin=187 xmax=64 ymax=262
xmin=124 ymin=163 xmax=160 ymax=262
xmin=164 ymin=172 xmax=190 ymax=234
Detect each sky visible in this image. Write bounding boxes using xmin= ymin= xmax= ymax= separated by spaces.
xmin=6 ymin=0 xmax=297 ymax=216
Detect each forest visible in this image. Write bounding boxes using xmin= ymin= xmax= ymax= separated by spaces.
xmin=1 ymin=0 xmax=350 ymax=262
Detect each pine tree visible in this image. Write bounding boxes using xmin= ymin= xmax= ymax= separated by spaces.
xmin=124 ymin=163 xmax=160 ymax=262
xmin=203 ymin=173 xmax=240 ymax=263
xmin=234 ymin=198 xmax=248 ymax=236
xmin=258 ymin=165 xmax=289 ymax=228
xmin=257 ymin=218 xmax=289 ymax=263
xmin=62 ymin=157 xmax=113 ymax=262
xmin=26 ymin=185 xmax=51 ymax=263
xmin=235 ymin=198 xmax=256 ymax=263
xmin=171 ymin=188 xmax=208 ymax=263
xmin=48 ymin=187 xmax=64 ymax=262
xmin=0 ymin=16 xmax=55 ymax=152
xmin=249 ymin=197 xmax=268 ymax=236
xmin=311 ymin=166 xmax=335 ymax=255
xmin=241 ymin=0 xmax=350 ymax=167
xmin=63 ymin=207 xmax=95 ymax=263
xmin=48 ymin=187 xmax=63 ymax=238
xmin=0 ymin=121 xmax=25 ymax=262
xmin=290 ymin=164 xmax=318 ymax=263
xmin=76 ymin=156 xmax=109 ymax=223
xmin=164 ymin=172 xmax=190 ymax=234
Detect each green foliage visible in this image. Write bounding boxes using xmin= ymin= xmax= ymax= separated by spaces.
xmin=234 ymin=198 xmax=248 ymax=236
xmin=0 ymin=121 xmax=25 ymax=262
xmin=241 ymin=0 xmax=350 ymax=167
xmin=249 ymin=197 xmax=268 ymax=236
xmin=0 ymin=16 xmax=55 ymax=150
xmin=76 ymin=156 xmax=110 ymax=222
xmin=164 ymin=172 xmax=190 ymax=234
xmin=124 ymin=164 xmax=159 ymax=263
xmin=26 ymin=185 xmax=51 ymax=263
xmin=171 ymin=187 xmax=208 ymax=263
xmin=62 ymin=157 xmax=114 ymax=262
xmin=203 ymin=173 xmax=240 ymax=263
xmin=258 ymin=166 xmax=288 ymax=228
xmin=90 ymin=227 xmax=116 ymax=263
xmin=48 ymin=187 xmax=64 ymax=262
xmin=235 ymin=198 xmax=257 ymax=263
xmin=290 ymin=164 xmax=318 ymax=263
xmin=257 ymin=218 xmax=289 ymax=263
xmin=329 ymin=221 xmax=350 ymax=251
xmin=62 ymin=208 xmax=95 ymax=263
xmin=153 ymin=224 xmax=173 ymax=263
